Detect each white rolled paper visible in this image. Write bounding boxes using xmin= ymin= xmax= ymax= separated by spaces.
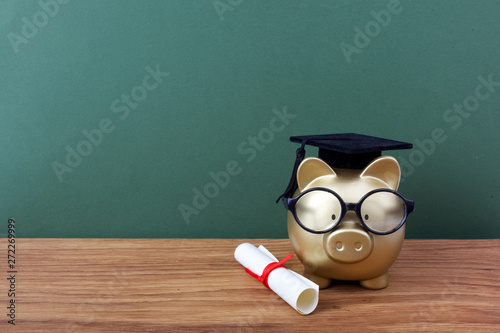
xmin=234 ymin=243 xmax=319 ymax=315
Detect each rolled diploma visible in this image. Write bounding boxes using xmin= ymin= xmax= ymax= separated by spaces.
xmin=234 ymin=243 xmax=319 ymax=315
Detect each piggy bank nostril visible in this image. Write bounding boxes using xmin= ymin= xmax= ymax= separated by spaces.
xmin=355 ymin=242 xmax=363 ymax=251
xmin=336 ymin=241 xmax=344 ymax=251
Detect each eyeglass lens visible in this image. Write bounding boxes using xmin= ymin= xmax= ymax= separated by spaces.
xmin=295 ymin=190 xmax=342 ymax=233
xmin=360 ymin=191 xmax=406 ymax=233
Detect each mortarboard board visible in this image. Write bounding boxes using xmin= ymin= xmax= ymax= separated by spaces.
xmin=276 ymin=133 xmax=413 ymax=202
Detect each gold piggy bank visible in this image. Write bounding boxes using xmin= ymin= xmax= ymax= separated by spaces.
xmin=278 ymin=134 xmax=415 ymax=289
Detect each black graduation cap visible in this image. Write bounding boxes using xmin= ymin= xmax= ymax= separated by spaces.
xmin=276 ymin=133 xmax=412 ymax=202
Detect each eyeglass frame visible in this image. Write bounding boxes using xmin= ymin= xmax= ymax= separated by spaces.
xmin=282 ymin=187 xmax=415 ymax=235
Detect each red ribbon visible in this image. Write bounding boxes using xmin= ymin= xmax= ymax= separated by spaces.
xmin=244 ymin=254 xmax=294 ymax=289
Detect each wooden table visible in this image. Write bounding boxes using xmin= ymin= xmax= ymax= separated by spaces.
xmin=1 ymin=239 xmax=499 ymax=332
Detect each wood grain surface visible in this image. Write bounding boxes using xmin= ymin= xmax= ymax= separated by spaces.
xmin=1 ymin=239 xmax=499 ymax=332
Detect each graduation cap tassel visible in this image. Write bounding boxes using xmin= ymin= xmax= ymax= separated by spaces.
xmin=276 ymin=139 xmax=308 ymax=203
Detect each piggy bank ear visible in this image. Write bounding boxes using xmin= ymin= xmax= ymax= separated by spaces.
xmin=297 ymin=157 xmax=336 ymax=191
xmin=360 ymin=156 xmax=401 ymax=190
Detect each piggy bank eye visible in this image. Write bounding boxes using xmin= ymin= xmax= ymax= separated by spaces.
xmin=360 ymin=191 xmax=405 ymax=233
xmin=295 ymin=190 xmax=342 ymax=233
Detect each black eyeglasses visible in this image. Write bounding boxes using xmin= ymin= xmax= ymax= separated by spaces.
xmin=283 ymin=188 xmax=415 ymax=235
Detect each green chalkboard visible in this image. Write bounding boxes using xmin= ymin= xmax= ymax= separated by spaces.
xmin=1 ymin=0 xmax=499 ymax=238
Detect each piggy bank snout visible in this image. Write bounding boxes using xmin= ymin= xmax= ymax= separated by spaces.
xmin=325 ymin=225 xmax=373 ymax=263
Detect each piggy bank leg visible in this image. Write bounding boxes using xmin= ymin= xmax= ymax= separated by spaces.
xmin=304 ymin=271 xmax=331 ymax=289
xmin=359 ymin=273 xmax=389 ymax=289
